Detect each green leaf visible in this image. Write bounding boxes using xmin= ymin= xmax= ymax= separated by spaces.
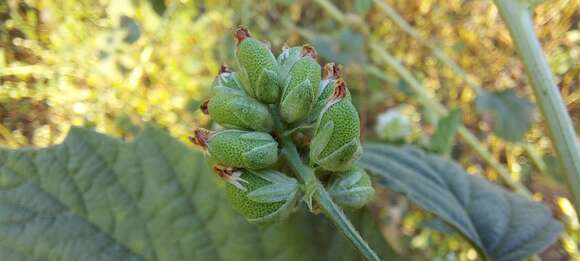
xmin=359 ymin=144 xmax=563 ymax=261
xmin=475 ymin=89 xmax=535 ymax=142
xmin=421 ymin=218 xmax=456 ymax=235
xmin=0 ymin=125 xmax=398 ymax=261
xmin=313 ymin=29 xmax=365 ymax=65
xmin=355 ymin=0 xmax=372 ymax=15
xmin=429 ymin=108 xmax=462 ymax=155
xmin=148 ymin=0 xmax=167 ymax=16
xmin=421 ymin=104 xmax=438 ymax=126
xmin=396 ymin=79 xmax=414 ymax=97
xmin=517 ymin=0 xmax=545 ymax=10
xmin=120 ymin=15 xmax=141 ymax=44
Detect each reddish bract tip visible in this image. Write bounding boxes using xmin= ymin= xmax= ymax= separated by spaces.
xmin=212 ymin=164 xmax=234 ymax=180
xmin=200 ymin=100 xmax=209 ymax=115
xmin=219 ymin=64 xmax=231 ymax=74
xmin=330 ymin=79 xmax=347 ymax=101
xmin=301 ymin=44 xmax=318 ymax=59
xmin=324 ymin=63 xmax=342 ymax=80
xmin=234 ymin=26 xmax=251 ymax=45
xmin=189 ymin=128 xmax=211 ymax=148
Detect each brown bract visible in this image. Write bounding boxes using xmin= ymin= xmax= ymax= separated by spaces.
xmin=330 ymin=79 xmax=347 ymax=101
xmin=234 ymin=26 xmax=251 ymax=45
xmin=212 ymin=164 xmax=235 ymax=180
xmin=189 ymin=128 xmax=211 ymax=148
xmin=324 ymin=63 xmax=342 ymax=80
xmin=200 ymin=100 xmax=209 ymax=114
xmin=301 ymin=44 xmax=318 ymax=59
xmin=219 ymin=64 xmax=231 ymax=74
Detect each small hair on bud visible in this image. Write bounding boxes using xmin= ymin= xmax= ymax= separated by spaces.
xmin=189 ymin=128 xmax=211 ymax=148
xmin=219 ymin=64 xmax=231 ymax=74
xmin=301 ymin=44 xmax=318 ymax=59
xmin=234 ymin=26 xmax=251 ymax=45
xmin=324 ymin=63 xmax=342 ymax=80
xmin=200 ymin=100 xmax=209 ymax=114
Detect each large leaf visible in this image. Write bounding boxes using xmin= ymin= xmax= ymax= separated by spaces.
xmin=475 ymin=89 xmax=535 ymax=142
xmin=359 ymin=144 xmax=563 ymax=261
xmin=0 ymin=126 xmax=398 ymax=261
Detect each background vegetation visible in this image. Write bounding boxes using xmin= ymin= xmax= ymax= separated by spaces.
xmin=1 ymin=0 xmax=578 ymax=259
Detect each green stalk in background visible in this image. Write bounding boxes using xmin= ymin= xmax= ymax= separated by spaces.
xmin=372 ymin=0 xmax=484 ymax=94
xmin=371 ymin=0 xmax=552 ymax=178
xmin=308 ymin=0 xmax=532 ymax=197
xmin=368 ymin=43 xmax=531 ymax=197
xmin=493 ymin=0 xmax=580 ymax=218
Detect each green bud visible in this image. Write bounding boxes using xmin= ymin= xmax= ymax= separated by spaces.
xmin=317 ymin=63 xmax=343 ymax=104
xmin=310 ymin=79 xmax=362 ymax=171
xmin=327 ymin=167 xmax=375 ymax=209
xmin=214 ymin=166 xmax=299 ymax=223
xmin=279 ymin=45 xmax=322 ymax=123
xmin=191 ymin=129 xmax=278 ymax=169
xmin=203 ymin=88 xmax=274 ymax=132
xmin=277 ymin=46 xmax=302 ymax=83
xmin=304 ymin=63 xmax=342 ymax=125
xmin=212 ymin=64 xmax=244 ymax=92
xmin=375 ymin=108 xmax=412 ymax=141
xmin=235 ymin=26 xmax=280 ymax=104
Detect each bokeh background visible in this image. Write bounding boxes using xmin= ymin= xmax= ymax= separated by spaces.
xmin=1 ymin=0 xmax=578 ymax=259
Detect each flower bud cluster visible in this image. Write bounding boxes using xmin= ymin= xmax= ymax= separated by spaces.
xmin=190 ymin=26 xmax=374 ymax=223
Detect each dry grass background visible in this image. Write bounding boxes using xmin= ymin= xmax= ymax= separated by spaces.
xmin=1 ymin=0 xmax=578 ymax=259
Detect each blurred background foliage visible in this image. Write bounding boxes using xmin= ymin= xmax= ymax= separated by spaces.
xmin=0 ymin=0 xmax=578 ymax=259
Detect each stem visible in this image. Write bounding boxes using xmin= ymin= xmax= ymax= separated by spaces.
xmin=271 ymin=109 xmax=381 ymax=261
xmin=279 ymin=136 xmax=381 ymax=261
xmin=522 ymin=143 xmax=548 ymax=175
xmin=493 ymin=0 xmax=580 ymax=217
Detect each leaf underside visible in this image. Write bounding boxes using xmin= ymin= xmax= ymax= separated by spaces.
xmin=0 ymin=126 xmax=397 ymax=261
xmin=359 ymin=143 xmax=563 ymax=261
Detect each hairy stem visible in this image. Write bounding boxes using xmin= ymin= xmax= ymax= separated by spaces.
xmin=280 ymin=136 xmax=381 ymax=261
xmin=493 ymin=0 xmax=580 ymax=217
xmin=271 ymin=108 xmax=381 ymax=261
